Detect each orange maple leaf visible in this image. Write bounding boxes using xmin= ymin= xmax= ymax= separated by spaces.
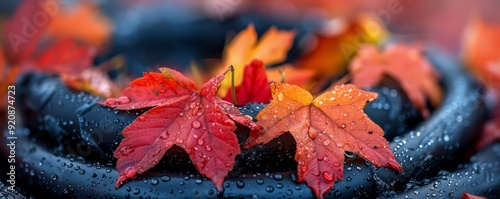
xmin=245 ymin=83 xmax=402 ymax=199
xmin=349 ymin=44 xmax=442 ymax=118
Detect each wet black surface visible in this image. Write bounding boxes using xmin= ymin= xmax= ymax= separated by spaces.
xmin=394 ymin=143 xmax=500 ymax=198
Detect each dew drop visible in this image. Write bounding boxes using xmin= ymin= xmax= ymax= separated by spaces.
xmin=265 ymin=186 xmax=274 ymax=192
xmin=176 ymin=138 xmax=183 ymax=144
xmin=334 ymin=190 xmax=342 ymax=198
xmin=277 ymin=93 xmax=284 ymax=101
xmin=290 ymin=173 xmax=298 ymax=181
xmin=124 ymin=168 xmax=138 ymax=178
xmin=117 ymin=96 xmax=131 ymax=104
xmin=198 ymin=139 xmax=204 ymax=145
xmin=301 ymin=166 xmax=308 ymax=173
xmin=160 ymin=133 xmax=169 ymax=140
xmin=192 ymin=121 xmax=201 ymax=129
xmin=236 ymin=180 xmax=245 ymax=188
xmin=191 ymin=106 xmax=200 ymax=116
xmin=105 ymin=98 xmax=116 ymax=105
xmin=161 ymin=176 xmax=171 ymax=182
xmin=324 ymin=140 xmax=331 ymax=146
xmin=341 ymin=123 xmax=346 ymax=128
xmin=138 ymin=116 xmax=146 ymax=122
xmin=308 ymin=129 xmax=318 ymax=139
xmin=120 ymin=146 xmax=134 ymax=155
xmin=443 ymin=135 xmax=450 ymax=142
xmin=322 ymin=171 xmax=334 ymax=182
xmin=273 ymin=173 xmax=283 ymax=181
xmin=205 ymin=145 xmax=212 ymax=151
xmin=336 ymin=142 xmax=345 ymax=148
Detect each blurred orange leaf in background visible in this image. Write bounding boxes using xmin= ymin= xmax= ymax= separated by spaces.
xmin=463 ymin=19 xmax=500 ymax=151
xmin=61 ymin=67 xmax=120 ymax=98
xmin=218 ymin=24 xmax=295 ymax=97
xmin=45 ymin=1 xmax=112 ymax=46
xmin=463 ymin=18 xmax=500 ymax=86
xmin=297 ymin=14 xmax=388 ymax=80
xmin=349 ymin=44 xmax=442 ymax=118
xmin=265 ymin=64 xmax=314 ymax=87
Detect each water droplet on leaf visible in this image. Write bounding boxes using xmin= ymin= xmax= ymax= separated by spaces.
xmin=192 ymin=121 xmax=201 ymax=129
xmin=308 ymin=128 xmax=318 ymax=139
xmin=117 ymin=96 xmax=131 ymax=104
xmin=336 ymin=142 xmax=345 ymax=148
xmin=322 ymin=171 xmax=334 ymax=182
xmin=277 ymin=93 xmax=284 ymax=101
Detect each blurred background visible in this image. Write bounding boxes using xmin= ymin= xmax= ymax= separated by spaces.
xmin=1 ymin=0 xmax=500 ymax=96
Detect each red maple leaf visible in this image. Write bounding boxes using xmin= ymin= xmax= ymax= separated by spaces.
xmin=461 ymin=193 xmax=487 ymax=199
xmin=98 ymin=68 xmax=199 ymax=109
xmin=103 ymin=68 xmax=261 ymax=190
xmin=245 ymin=83 xmax=402 ymax=199
xmin=475 ymin=118 xmax=500 ymax=151
xmin=2 ymin=0 xmax=49 ymax=64
xmin=33 ymin=38 xmax=95 ymax=75
xmin=349 ymin=44 xmax=442 ymax=118
xmin=223 ymin=59 xmax=272 ymax=106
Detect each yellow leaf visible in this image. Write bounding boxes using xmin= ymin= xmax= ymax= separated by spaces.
xmin=218 ymin=24 xmax=296 ymax=97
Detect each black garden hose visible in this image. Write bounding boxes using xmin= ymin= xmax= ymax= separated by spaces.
xmin=394 ymin=143 xmax=500 ymax=198
xmin=1 ymin=46 xmax=496 ymax=198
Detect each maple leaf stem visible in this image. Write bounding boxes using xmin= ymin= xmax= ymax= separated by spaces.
xmin=279 ymin=68 xmax=286 ymax=83
xmin=223 ymin=65 xmax=238 ymax=105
